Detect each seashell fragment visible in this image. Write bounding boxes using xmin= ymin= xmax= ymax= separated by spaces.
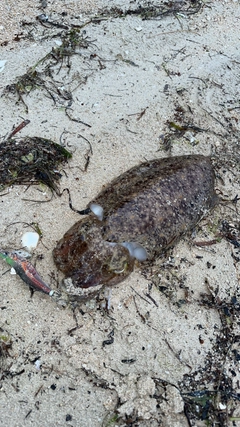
xmin=21 ymin=232 xmax=39 ymax=251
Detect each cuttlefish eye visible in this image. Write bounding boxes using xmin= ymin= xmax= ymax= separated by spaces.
xmin=107 ymin=245 xmax=131 ymax=274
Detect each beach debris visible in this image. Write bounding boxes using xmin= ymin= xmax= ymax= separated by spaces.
xmin=0 ymin=136 xmax=72 ymax=194
xmin=21 ymin=232 xmax=39 ymax=251
xmin=6 ymin=119 xmax=30 ymax=139
xmin=2 ymin=67 xmax=75 ymax=112
xmin=2 ymin=28 xmax=93 ymax=111
xmin=0 ymin=249 xmax=54 ymax=295
xmin=34 ymin=359 xmax=42 ymax=370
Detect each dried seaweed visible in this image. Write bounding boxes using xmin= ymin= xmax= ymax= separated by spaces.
xmin=0 ymin=137 xmax=72 ymax=194
xmin=2 ymin=29 xmax=93 ymax=112
xmin=98 ymin=0 xmax=202 ymax=21
xmin=2 ymin=0 xmax=203 ymax=114
xmin=1 ymin=1 xmax=203 ymax=113
xmin=47 ymin=28 xmax=91 ymax=66
xmin=180 ymin=290 xmax=240 ymax=427
xmin=2 ymin=68 xmax=74 ymax=112
xmin=2 ymin=69 xmax=47 ymax=113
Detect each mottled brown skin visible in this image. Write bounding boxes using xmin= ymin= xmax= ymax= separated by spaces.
xmin=53 ymin=155 xmax=218 ymax=296
xmin=53 ymin=217 xmax=135 ymax=290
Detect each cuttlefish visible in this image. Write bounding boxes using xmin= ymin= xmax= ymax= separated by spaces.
xmin=53 ymin=155 xmax=218 ymax=300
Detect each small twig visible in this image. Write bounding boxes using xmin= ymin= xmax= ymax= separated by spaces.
xmin=164 ymin=337 xmax=192 ymax=370
xmin=144 ymin=293 xmax=159 ymax=307
xmin=77 ymin=134 xmax=93 ymax=154
xmin=189 ymin=75 xmax=207 ymax=85
xmin=84 ymin=149 xmax=91 ymax=171
xmin=227 ymin=106 xmax=240 ymax=111
xmin=21 ymin=196 xmax=54 ymax=203
xmin=202 ymin=108 xmax=226 ymax=128
xmin=130 ymin=286 xmax=151 ymax=305
xmin=132 ymin=296 xmax=146 ymax=323
xmin=34 ymin=385 xmax=43 ymax=398
xmin=128 ymin=107 xmax=148 ymax=121
xmin=65 ymin=108 xmax=91 ymax=127
xmin=7 ymin=119 xmax=30 ymax=140
xmin=25 ymin=410 xmax=32 ymax=419
xmin=193 ymin=239 xmax=218 ymax=247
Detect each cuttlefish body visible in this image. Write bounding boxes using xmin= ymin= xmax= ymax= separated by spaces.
xmin=53 ymin=155 xmax=218 ymax=299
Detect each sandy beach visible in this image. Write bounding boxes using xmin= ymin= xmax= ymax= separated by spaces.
xmin=0 ymin=1 xmax=239 ymax=426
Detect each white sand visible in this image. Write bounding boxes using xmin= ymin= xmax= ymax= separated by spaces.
xmin=0 ymin=1 xmax=239 ymax=426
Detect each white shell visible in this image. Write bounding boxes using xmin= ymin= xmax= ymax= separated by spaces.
xmin=21 ymin=232 xmax=39 ymax=251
